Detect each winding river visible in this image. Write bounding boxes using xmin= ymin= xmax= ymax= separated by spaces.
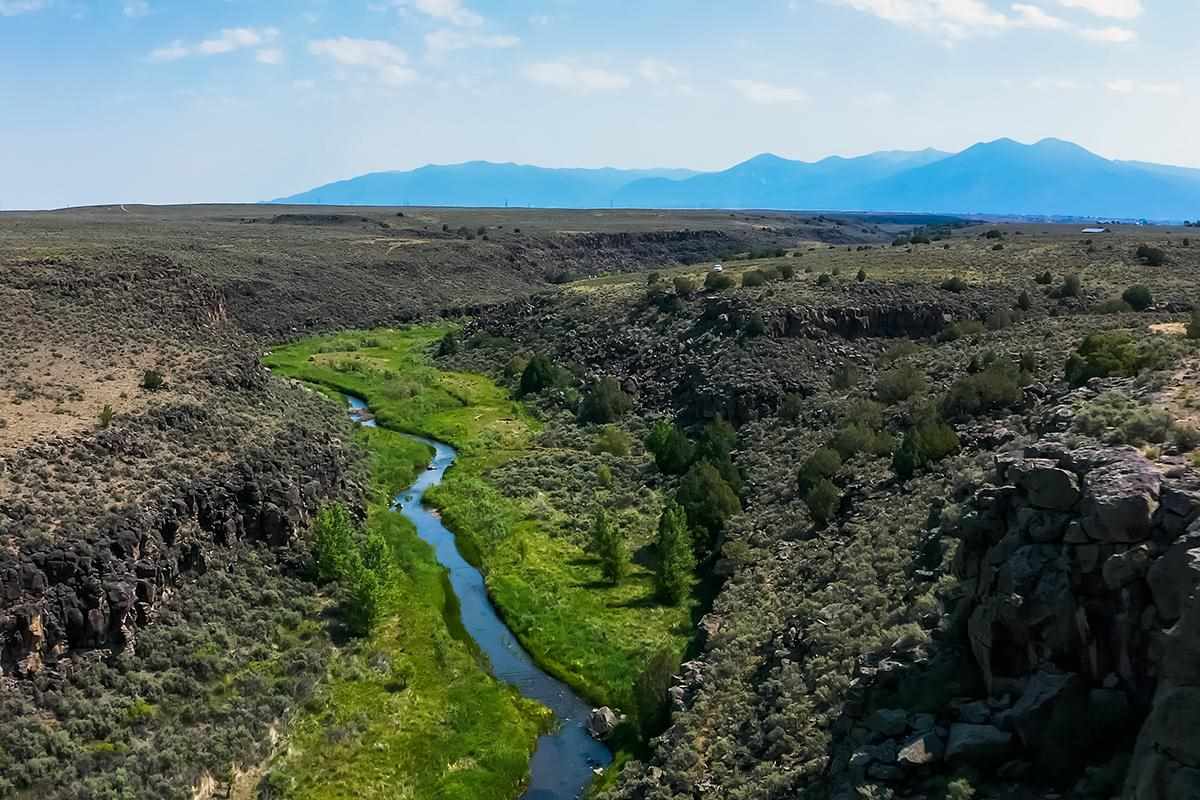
xmin=346 ymin=395 xmax=613 ymax=799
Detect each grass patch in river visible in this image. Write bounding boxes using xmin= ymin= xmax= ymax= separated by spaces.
xmin=263 ymin=411 xmax=547 ymax=800
xmin=265 ymin=326 xmax=693 ymax=715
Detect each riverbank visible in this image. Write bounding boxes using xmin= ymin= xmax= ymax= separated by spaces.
xmin=262 ymin=417 xmax=548 ymax=799
xmin=263 ymin=327 xmax=695 ymax=779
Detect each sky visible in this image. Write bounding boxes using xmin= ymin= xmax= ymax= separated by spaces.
xmin=1 ymin=0 xmax=1197 ymax=209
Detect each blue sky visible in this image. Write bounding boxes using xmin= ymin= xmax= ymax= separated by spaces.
xmin=1 ymin=0 xmax=1196 ymax=208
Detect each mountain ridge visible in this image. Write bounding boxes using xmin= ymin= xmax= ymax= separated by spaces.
xmin=272 ymin=139 xmax=1200 ymax=220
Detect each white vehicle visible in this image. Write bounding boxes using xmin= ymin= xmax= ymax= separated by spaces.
xmin=712 ymin=264 xmax=724 ymax=272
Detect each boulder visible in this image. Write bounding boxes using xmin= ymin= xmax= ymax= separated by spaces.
xmin=866 ymin=708 xmax=909 ymax=737
xmin=1005 ymin=671 xmax=1088 ymax=774
xmin=1146 ymin=532 xmax=1200 ymax=623
xmin=946 ymin=723 xmax=1013 ymax=767
xmin=897 ymin=730 xmax=945 ymax=766
xmin=1125 ymin=687 xmax=1200 ymax=800
xmin=957 ymin=700 xmax=991 ymax=724
xmin=1079 ymin=451 xmax=1161 ymax=542
xmin=587 ymin=706 xmax=620 ymax=739
xmin=1102 ymin=545 xmax=1152 ymax=590
xmin=1011 ymin=459 xmax=1081 ymax=511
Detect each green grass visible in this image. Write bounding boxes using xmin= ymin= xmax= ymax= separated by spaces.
xmin=265 ymin=401 xmax=548 ymax=800
xmin=265 ymin=327 xmax=693 ymax=713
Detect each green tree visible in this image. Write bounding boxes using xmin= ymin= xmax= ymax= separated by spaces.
xmin=590 ymin=508 xmax=627 ymax=585
xmin=646 ymin=420 xmax=695 ymax=475
xmin=578 ymin=376 xmax=633 ymax=423
xmin=655 ymin=502 xmax=695 ymax=605
xmin=1122 ymin=284 xmax=1153 ymax=311
xmin=519 ymin=354 xmax=563 ymax=397
xmin=676 ymin=462 xmax=741 ymax=554
xmin=798 ymin=448 xmax=842 ymax=494
xmin=312 ymin=503 xmax=358 ymax=584
xmin=805 ymin=479 xmax=840 ymax=527
xmin=1017 ymin=289 xmax=1032 ymax=310
xmin=634 ymin=647 xmax=679 ymax=737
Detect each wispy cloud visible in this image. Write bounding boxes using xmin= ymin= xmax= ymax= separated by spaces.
xmin=424 ymin=28 xmax=519 ymax=55
xmin=0 ymin=0 xmax=46 ymax=15
xmin=1106 ymin=79 xmax=1182 ymax=95
xmin=309 ymin=37 xmax=417 ymax=85
xmin=638 ymin=58 xmax=682 ymax=84
xmin=729 ymin=79 xmax=807 ymax=105
xmin=150 ymin=27 xmax=279 ymax=62
xmin=1057 ymin=0 xmax=1142 ymax=19
xmin=522 ymin=62 xmax=630 ymax=93
xmin=122 ymin=0 xmax=149 ymax=18
xmin=256 ymin=48 xmax=284 ymax=65
xmin=393 ymin=0 xmax=483 ymax=26
xmin=831 ymin=0 xmax=1136 ymax=42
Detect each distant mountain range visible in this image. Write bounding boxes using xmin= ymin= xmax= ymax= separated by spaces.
xmin=273 ymin=138 xmax=1200 ymax=220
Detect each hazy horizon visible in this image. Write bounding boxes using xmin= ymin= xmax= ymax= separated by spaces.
xmin=2 ymin=1 xmax=1197 ymax=209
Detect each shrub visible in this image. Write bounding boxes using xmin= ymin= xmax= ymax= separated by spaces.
xmin=676 ymin=461 xmax=741 ymax=553
xmin=880 ymin=341 xmax=922 ymax=364
xmin=633 ymin=647 xmax=678 ymax=737
xmin=437 ymin=332 xmax=460 ymax=356
xmin=141 ymin=370 xmax=165 ymax=391
xmin=942 ymin=360 xmax=1024 ymax=419
xmin=985 ymin=308 xmax=1012 ymax=331
xmin=1064 ymin=330 xmax=1177 ymax=386
xmin=311 ymin=503 xmax=390 ymax=636
xmin=805 ymin=479 xmax=840 ymax=527
xmin=1189 ymin=309 xmax=1200 ymax=340
xmin=1057 ymin=273 xmax=1082 ymax=298
xmin=704 ymin=271 xmax=736 ymax=291
xmin=1136 ymin=244 xmax=1168 ymax=266
xmin=797 ymin=447 xmax=842 ymax=494
xmin=519 ymin=354 xmax=566 ymax=397
xmin=1074 ymin=392 xmax=1175 ymax=445
xmin=578 ymin=376 xmax=633 ymax=423
xmin=745 ymin=313 xmax=767 ymax=337
xmin=646 ymin=421 xmax=695 ymax=475
xmin=647 ymin=271 xmax=662 ymax=285
xmin=893 ymin=413 xmax=960 ymax=479
xmin=742 ymin=270 xmax=767 ymax=288
xmin=780 ymin=393 xmax=804 ymax=421
xmin=98 ymin=404 xmax=114 ymax=429
xmin=829 ymin=423 xmax=894 ymax=461
xmin=947 ymin=778 xmax=976 ymax=800
xmin=940 ymin=276 xmax=967 ymax=293
xmin=673 ymin=276 xmax=696 ymax=296
xmin=1122 ymin=285 xmax=1153 ymax=311
xmin=938 ymin=320 xmax=986 ymax=342
xmin=778 ymin=263 xmax=796 ymax=279
xmin=876 ymin=365 xmax=927 ymax=404
xmin=589 ymin=508 xmax=627 ymax=584
xmin=1035 ymin=270 xmax=1054 ymax=285
xmin=1017 ymin=290 xmax=1032 ymax=311
xmin=597 ymin=463 xmax=614 ymax=488
xmin=654 ymin=501 xmax=695 ymax=605
xmin=992 ymin=243 xmax=1005 ymax=251
xmin=984 ymin=229 xmax=1003 ymax=239
xmin=817 ymin=273 xmax=832 ymax=287
xmin=592 ymin=425 xmax=632 ymax=457
xmin=1094 ymin=298 xmax=1133 ymax=314
xmin=857 ymin=268 xmax=867 ymax=282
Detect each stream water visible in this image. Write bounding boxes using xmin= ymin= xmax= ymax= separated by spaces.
xmin=346 ymin=395 xmax=613 ymax=799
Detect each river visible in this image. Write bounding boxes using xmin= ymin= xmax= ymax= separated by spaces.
xmin=346 ymin=395 xmax=613 ymax=799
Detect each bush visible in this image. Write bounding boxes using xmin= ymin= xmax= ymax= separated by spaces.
xmin=1189 ymin=309 xmax=1200 ymax=339
xmin=942 ymin=361 xmax=1024 ymax=419
xmin=985 ymin=308 xmax=1012 ymax=331
xmin=1122 ymin=285 xmax=1153 ymax=311
xmin=829 ymin=423 xmax=894 ymax=461
xmin=98 ymin=404 xmax=114 ymax=429
xmin=1017 ymin=289 xmax=1032 ymax=311
xmin=1074 ymin=392 xmax=1175 ymax=445
xmin=742 ymin=270 xmax=767 ymax=288
xmin=992 ymin=243 xmax=1005 ymax=251
xmin=938 ymin=320 xmax=985 ymax=342
xmin=704 ymin=271 xmax=736 ymax=291
xmin=805 ymin=479 xmax=840 ymax=527
xmin=578 ymin=376 xmax=633 ymax=423
xmin=984 ymin=229 xmax=1003 ymax=239
xmin=676 ymin=461 xmax=741 ymax=554
xmin=590 ymin=508 xmax=627 ymax=585
xmin=672 ymin=276 xmax=696 ymax=296
xmin=1056 ymin=273 xmax=1083 ymax=298
xmin=797 ymin=447 xmax=842 ymax=494
xmin=1094 ymin=298 xmax=1134 ymax=314
xmin=940 ymin=276 xmax=967 ymax=293
xmin=876 ymin=365 xmax=927 ymax=404
xmin=745 ymin=313 xmax=767 ymax=337
xmin=1136 ymin=244 xmax=1168 ymax=266
xmin=654 ymin=501 xmax=695 ymax=605
xmin=817 ymin=273 xmax=832 ymax=287
xmin=1036 ymin=270 xmax=1054 ymax=285
xmin=893 ymin=413 xmax=960 ymax=479
xmin=857 ymin=268 xmax=867 ymax=282
xmin=437 ymin=332 xmax=460 ymax=356
xmin=831 ymin=362 xmax=862 ymax=390
xmin=633 ymin=647 xmax=678 ymax=737
xmin=880 ymin=341 xmax=921 ymax=364
xmin=141 ymin=369 xmax=165 ymax=391
xmin=311 ymin=503 xmax=390 ymax=636
xmin=646 ymin=421 xmax=696 ymax=475
xmin=519 ymin=354 xmax=566 ymax=397
xmin=592 ymin=425 xmax=632 ymax=457
xmin=1064 ymin=330 xmax=1177 ymax=386
xmin=778 ymin=263 xmax=796 ymax=279
xmin=780 ymin=393 xmax=804 ymax=421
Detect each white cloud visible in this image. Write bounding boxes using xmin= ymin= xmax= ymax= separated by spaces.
xmin=522 ymin=62 xmax=630 ymax=93
xmin=149 ymin=27 xmax=279 ymax=61
xmin=1030 ymin=76 xmax=1080 ymax=89
xmin=0 ymin=0 xmax=46 ymax=15
xmin=1057 ymin=0 xmax=1142 ymax=19
xmin=638 ymin=58 xmax=682 ymax=84
xmin=729 ymin=79 xmax=807 ymax=105
xmin=397 ymin=0 xmax=483 ymax=26
xmin=424 ymin=28 xmax=519 ymax=55
xmin=256 ymin=48 xmax=284 ymax=65
xmin=1011 ymin=3 xmax=1068 ymax=29
xmin=1079 ymin=24 xmax=1136 ymax=41
xmin=1106 ymin=79 xmax=1182 ymax=95
xmin=528 ymin=14 xmax=551 ymax=26
xmin=123 ymin=0 xmax=149 ymax=17
xmin=309 ymin=37 xmax=418 ymax=85
xmin=833 ymin=0 xmax=1138 ymax=42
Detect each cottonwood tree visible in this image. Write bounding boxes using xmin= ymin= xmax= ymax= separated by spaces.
xmin=655 ymin=501 xmax=695 ymax=605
